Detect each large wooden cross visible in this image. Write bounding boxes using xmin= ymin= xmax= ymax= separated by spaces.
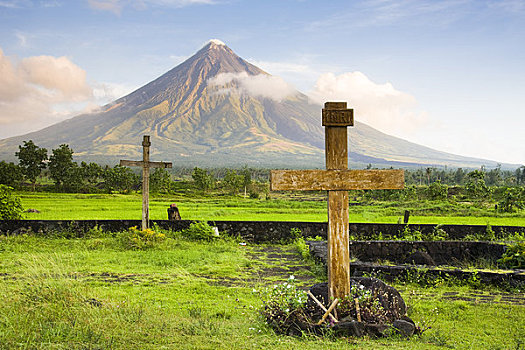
xmin=120 ymin=135 xmax=172 ymax=230
xmin=270 ymin=102 xmax=404 ymax=301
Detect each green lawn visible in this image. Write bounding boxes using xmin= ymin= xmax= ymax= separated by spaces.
xmin=17 ymin=191 xmax=525 ymax=226
xmin=0 ymin=234 xmax=523 ymax=349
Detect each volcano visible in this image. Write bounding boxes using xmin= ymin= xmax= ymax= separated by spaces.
xmin=0 ymin=40 xmax=505 ymax=169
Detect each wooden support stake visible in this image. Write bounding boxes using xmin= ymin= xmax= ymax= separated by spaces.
xmin=354 ymin=298 xmax=361 ymax=322
xmin=317 ymin=298 xmax=339 ymax=325
xmin=307 ymin=291 xmax=338 ymax=323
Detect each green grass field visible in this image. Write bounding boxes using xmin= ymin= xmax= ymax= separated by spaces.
xmin=17 ymin=191 xmax=525 ymax=226
xmin=1 ymin=234 xmax=524 ymax=349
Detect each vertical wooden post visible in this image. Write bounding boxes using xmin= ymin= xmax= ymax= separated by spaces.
xmin=324 ymin=102 xmax=351 ymax=300
xmin=142 ymin=136 xmax=151 ymax=231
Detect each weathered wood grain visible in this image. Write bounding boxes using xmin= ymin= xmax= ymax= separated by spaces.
xmin=270 ymin=169 xmax=405 ymax=191
xmin=325 ymin=127 xmax=348 ymax=170
xmin=119 ymin=160 xmax=172 ymax=168
xmin=328 ymin=190 xmax=350 ymax=299
xmin=322 ymin=101 xmax=354 ymax=127
xmin=324 ymin=103 xmax=351 ymax=300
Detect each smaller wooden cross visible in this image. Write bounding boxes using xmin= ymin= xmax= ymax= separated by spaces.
xmin=120 ymin=135 xmax=172 ymax=230
xmin=271 ymin=102 xmax=404 ymax=301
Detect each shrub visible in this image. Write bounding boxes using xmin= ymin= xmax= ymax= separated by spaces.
xmin=497 ymin=187 xmax=525 ymax=213
xmin=256 ymin=275 xmax=310 ymax=333
xmin=465 ymin=170 xmax=492 ymax=200
xmin=399 ymin=225 xmax=423 ymax=241
xmin=293 ymin=236 xmax=311 ymax=260
xmin=498 ymin=242 xmax=525 ymax=269
xmin=464 ymin=224 xmax=496 ymax=241
xmin=182 ymin=221 xmax=218 ymax=241
xmin=426 ymin=181 xmax=448 ymax=200
xmin=427 ymin=224 xmax=449 ymax=241
xmin=118 ymin=226 xmax=166 ymax=250
xmin=0 ymin=185 xmax=23 ymax=220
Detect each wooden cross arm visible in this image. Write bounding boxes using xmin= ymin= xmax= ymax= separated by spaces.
xmin=270 ymin=169 xmax=404 ymax=191
xmin=120 ymin=160 xmax=173 ymax=168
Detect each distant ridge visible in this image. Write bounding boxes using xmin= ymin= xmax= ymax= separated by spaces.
xmin=0 ymin=40 xmax=513 ymax=169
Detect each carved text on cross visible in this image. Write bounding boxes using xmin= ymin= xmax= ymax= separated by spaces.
xmin=270 ymin=102 xmax=404 ymax=301
xmin=120 ymin=135 xmax=172 ymax=230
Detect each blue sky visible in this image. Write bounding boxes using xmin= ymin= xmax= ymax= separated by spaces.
xmin=0 ymin=0 xmax=524 ymax=165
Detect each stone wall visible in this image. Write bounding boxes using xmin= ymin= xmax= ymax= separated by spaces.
xmin=350 ymin=262 xmax=525 ymax=288
xmin=0 ymin=220 xmax=326 ymax=243
xmin=0 ymin=220 xmax=523 ymax=243
xmin=307 ymin=240 xmax=506 ymax=266
xmin=306 ymin=241 xmax=524 ymax=288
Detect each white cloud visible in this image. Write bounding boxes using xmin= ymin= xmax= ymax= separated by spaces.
xmin=488 ymin=0 xmax=525 ymax=13
xmin=19 ymin=55 xmax=92 ymax=99
xmin=0 ymin=48 xmax=94 ymax=136
xmin=88 ymin=0 xmax=215 ymax=14
xmin=0 ymin=0 xmax=31 ymax=8
xmin=308 ymin=71 xmax=428 ymax=136
xmin=88 ymin=0 xmax=122 ymax=14
xmin=308 ymin=0 xmax=472 ymax=31
xmin=0 ymin=0 xmax=60 ymax=8
xmin=15 ymin=32 xmax=28 ymax=47
xmin=208 ymin=72 xmax=297 ymax=102
xmin=92 ymin=81 xmax=135 ymax=102
xmin=247 ymin=59 xmax=312 ymax=75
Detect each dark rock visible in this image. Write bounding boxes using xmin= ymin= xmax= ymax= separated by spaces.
xmin=393 ymin=319 xmax=415 ymax=337
xmin=352 ymin=277 xmax=407 ymax=320
xmin=400 ymin=315 xmax=415 ymax=325
xmin=85 ymin=298 xmax=102 ymax=307
xmin=308 ymin=282 xmax=329 ymax=308
xmin=340 ymin=315 xmax=356 ymax=322
xmin=364 ymin=323 xmax=391 ymax=337
xmin=332 ymin=318 xmax=392 ymax=338
xmin=405 ymin=251 xmax=436 ymax=266
xmin=11 ymin=227 xmax=31 ymax=235
xmin=308 ymin=278 xmax=407 ymax=324
xmin=332 ymin=321 xmax=365 ymax=337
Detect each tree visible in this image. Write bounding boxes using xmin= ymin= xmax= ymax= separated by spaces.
xmin=103 ymin=165 xmax=140 ymax=193
xmin=426 ymin=180 xmax=448 ymax=200
xmin=192 ymin=167 xmax=215 ymax=192
xmin=223 ymin=169 xmax=243 ymax=194
xmin=486 ymin=164 xmax=502 ymax=186
xmin=80 ymin=161 xmax=103 ymax=187
xmin=425 ymin=167 xmax=432 ymax=185
xmin=454 ymin=168 xmax=466 ymax=185
xmin=0 ymin=161 xmax=23 ymax=187
xmin=0 ymin=185 xmax=23 ymax=219
xmin=465 ymin=170 xmax=491 ymax=200
xmin=150 ymin=168 xmax=172 ymax=193
xmin=48 ymin=144 xmax=78 ymax=188
xmin=516 ymin=166 xmax=525 ymax=186
xmin=240 ymin=166 xmax=252 ymax=194
xmin=498 ymin=187 xmax=525 ymax=213
xmin=15 ymin=140 xmax=47 ymax=191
